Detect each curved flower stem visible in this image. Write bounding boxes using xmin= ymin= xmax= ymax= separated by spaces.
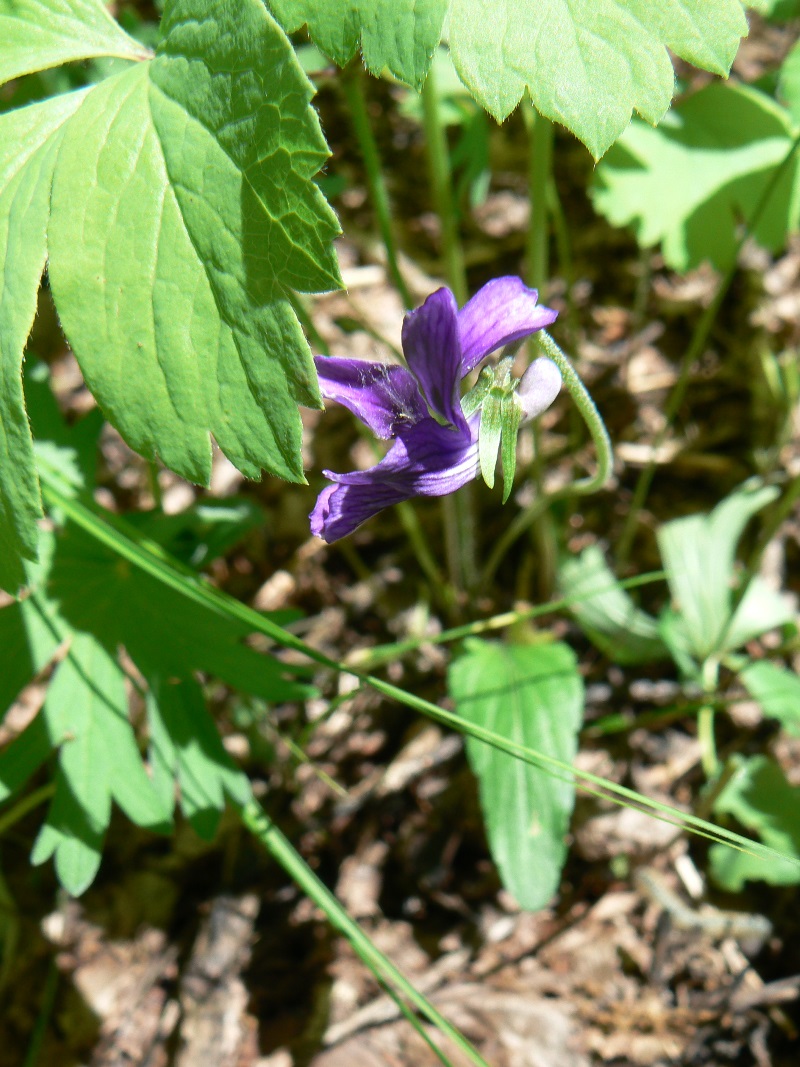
xmin=341 ymin=64 xmax=414 ymax=309
xmin=481 ymin=330 xmax=613 ymax=587
xmin=616 ymin=128 xmax=800 ymax=566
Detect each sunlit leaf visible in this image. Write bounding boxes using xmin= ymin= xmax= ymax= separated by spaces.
xmin=594 ymin=83 xmax=800 ymax=270
xmin=740 ymin=660 xmax=800 ymax=736
xmin=657 ymin=481 xmax=779 ymax=661
xmin=709 ymin=755 xmax=800 ymax=889
xmin=560 ymin=545 xmax=667 ymax=665
xmin=0 ymin=91 xmax=86 ymax=592
xmin=269 ymin=0 xmax=447 ymax=90
xmin=48 ymin=0 xmax=341 ymax=487
xmin=449 ymin=639 xmax=583 ymax=910
xmin=0 ymin=0 xmax=148 ymax=87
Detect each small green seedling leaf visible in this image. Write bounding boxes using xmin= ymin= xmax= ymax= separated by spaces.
xmin=147 ymin=674 xmax=251 ymax=840
xmin=31 ymin=632 xmax=173 ymax=895
xmin=0 ymin=0 xmax=149 ymax=87
xmin=709 ymin=754 xmax=800 ymax=889
xmin=778 ymin=39 xmax=800 ymax=126
xmin=449 ymin=639 xmax=583 ymax=911
xmin=657 ymin=481 xmax=779 ymax=661
xmin=593 ymin=82 xmax=800 ymax=270
xmin=560 ymin=545 xmax=668 ymax=665
xmin=740 ymin=660 xmax=800 ymax=736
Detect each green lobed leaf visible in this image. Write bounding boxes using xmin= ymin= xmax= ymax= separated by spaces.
xmin=739 ymin=660 xmax=800 ymax=736
xmin=559 ymin=545 xmax=668 ymax=665
xmin=271 ymin=0 xmax=747 ymax=158
xmin=47 ymin=0 xmax=341 ymax=489
xmin=147 ymin=674 xmax=251 ymax=840
xmin=593 ymin=82 xmax=800 ymax=271
xmin=268 ymin=0 xmax=448 ymax=90
xmin=449 ymin=639 xmax=583 ymax=911
xmin=0 ymin=90 xmax=87 ymax=592
xmin=0 ymin=0 xmax=149 ymax=87
xmin=31 ymin=632 xmax=173 ymax=894
xmin=48 ymin=518 xmax=313 ymax=705
xmin=656 ymin=481 xmax=779 ymax=661
xmin=449 ymin=0 xmax=747 ymax=158
xmin=709 ymin=754 xmax=800 ymax=889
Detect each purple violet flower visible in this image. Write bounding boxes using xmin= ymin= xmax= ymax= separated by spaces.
xmin=310 ymin=277 xmax=560 ymax=542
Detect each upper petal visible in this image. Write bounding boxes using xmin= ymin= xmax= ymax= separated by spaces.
xmin=401 ymin=288 xmax=468 ymax=434
xmin=314 ymin=356 xmax=427 ymax=439
xmin=458 ymin=277 xmax=558 ymax=375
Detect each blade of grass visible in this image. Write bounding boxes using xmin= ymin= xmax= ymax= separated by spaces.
xmin=38 ymin=469 xmax=800 ymax=872
xmin=239 ymin=799 xmax=489 ymax=1067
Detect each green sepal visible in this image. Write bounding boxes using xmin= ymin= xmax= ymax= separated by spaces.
xmin=500 ymin=397 xmax=522 ymax=503
xmin=478 ymin=391 xmax=503 ymax=489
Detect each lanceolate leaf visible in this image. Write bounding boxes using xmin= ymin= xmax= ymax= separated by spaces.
xmin=0 ymin=90 xmax=86 ymax=592
xmin=449 ymin=639 xmax=583 ymax=911
xmin=48 ymin=0 xmax=341 ymax=487
xmin=269 ymin=0 xmax=447 ymax=90
xmin=0 ymin=0 xmax=149 ymax=87
xmin=593 ymin=82 xmax=800 ymax=270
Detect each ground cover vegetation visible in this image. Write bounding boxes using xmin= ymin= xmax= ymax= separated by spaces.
xmin=2 ymin=1 xmax=800 ymax=1064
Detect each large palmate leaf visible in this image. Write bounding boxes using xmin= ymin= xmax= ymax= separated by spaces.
xmin=449 ymin=639 xmax=583 ymax=910
xmin=0 ymin=0 xmax=341 ymax=593
xmin=0 ymin=0 xmax=149 ymax=86
xmin=47 ymin=0 xmax=341 ymax=486
xmin=593 ymin=82 xmax=800 ymax=270
xmin=270 ymin=0 xmax=747 ymax=158
xmin=448 ymin=0 xmax=747 ymax=158
xmin=0 ymin=91 xmax=86 ymax=593
xmin=269 ymin=0 xmax=447 ymax=90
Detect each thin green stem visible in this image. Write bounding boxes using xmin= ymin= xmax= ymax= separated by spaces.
xmin=420 ymin=63 xmax=474 ymax=597
xmin=349 ymin=569 xmax=667 ymax=670
xmin=239 ymin=799 xmax=489 ymax=1067
xmin=0 ymin=783 xmax=55 ymax=838
xmin=698 ymin=658 xmax=721 ymax=779
xmin=616 ymin=129 xmax=800 ymax=566
xmin=481 ymin=330 xmax=613 ymax=586
xmin=37 ymin=469 xmax=799 ymax=871
xmin=524 ymin=102 xmax=553 ymax=297
xmin=21 ymin=960 xmax=58 ymax=1067
xmin=420 ymin=63 xmax=467 ymax=303
xmin=342 ymin=65 xmax=413 ymax=309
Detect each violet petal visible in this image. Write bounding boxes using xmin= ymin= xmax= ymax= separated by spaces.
xmin=401 ymin=288 xmax=468 ymax=433
xmin=315 ymin=356 xmax=427 ymax=439
xmin=458 ymin=277 xmax=558 ymax=375
xmin=312 ymin=416 xmax=480 ymax=542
